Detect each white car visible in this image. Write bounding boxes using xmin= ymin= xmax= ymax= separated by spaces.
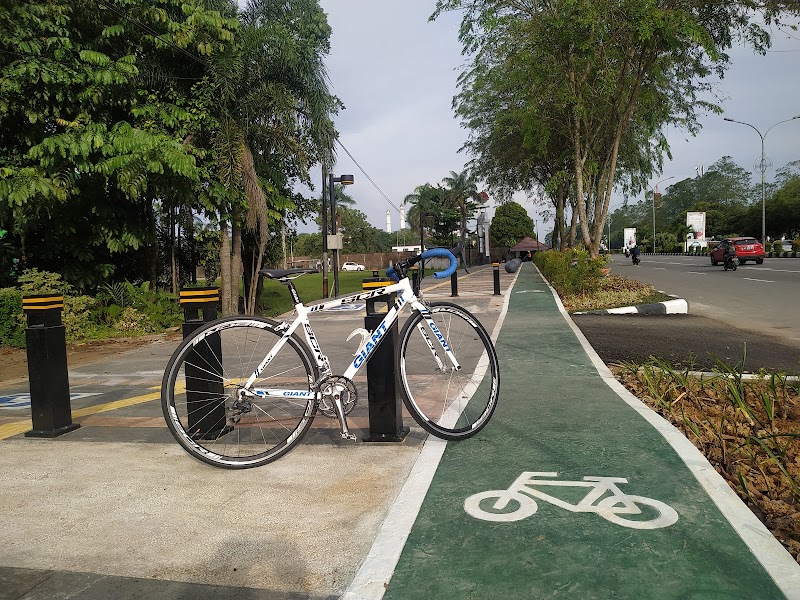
xmin=341 ymin=261 xmax=365 ymax=272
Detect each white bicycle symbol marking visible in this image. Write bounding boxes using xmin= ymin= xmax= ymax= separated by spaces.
xmin=464 ymin=471 xmax=679 ymax=530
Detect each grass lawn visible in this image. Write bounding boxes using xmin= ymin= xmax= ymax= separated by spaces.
xmin=258 ymin=270 xmax=384 ymax=316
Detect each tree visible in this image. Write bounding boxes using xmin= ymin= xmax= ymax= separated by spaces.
xmin=433 ymin=0 xmax=798 ymax=257
xmin=768 ymin=176 xmax=800 ymax=239
xmin=490 ymin=202 xmax=534 ymax=248
xmin=207 ymin=0 xmax=338 ymax=315
xmin=0 ymin=0 xmax=236 ymax=290
xmin=404 ymin=183 xmax=459 ymax=247
xmin=442 ymin=170 xmax=481 ymax=250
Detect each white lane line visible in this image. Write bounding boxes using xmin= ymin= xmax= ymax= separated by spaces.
xmin=743 ymin=277 xmax=775 ymax=283
xmin=343 ymin=268 xmax=520 ymax=600
xmin=757 ymin=267 xmax=800 ymax=273
xmin=653 ymin=267 xmax=667 ymax=271
xmin=542 ymin=272 xmax=800 ymax=599
xmin=686 ymin=272 xmax=707 ymax=275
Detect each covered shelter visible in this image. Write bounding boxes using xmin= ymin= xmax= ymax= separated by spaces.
xmin=510 ymin=236 xmax=549 ymax=260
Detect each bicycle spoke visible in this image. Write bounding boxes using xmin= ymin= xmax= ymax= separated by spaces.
xmin=162 ymin=317 xmax=318 ymax=468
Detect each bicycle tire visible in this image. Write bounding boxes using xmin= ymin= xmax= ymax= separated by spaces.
xmin=397 ymin=302 xmax=500 ymax=440
xmin=161 ymin=316 xmax=319 ymax=469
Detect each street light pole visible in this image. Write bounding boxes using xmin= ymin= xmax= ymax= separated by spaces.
xmin=724 ymin=115 xmax=800 ymax=244
xmin=328 ymin=173 xmax=354 ymax=297
xmin=650 ymin=176 xmax=674 ymax=253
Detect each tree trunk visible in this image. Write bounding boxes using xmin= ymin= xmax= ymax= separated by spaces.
xmin=231 ymin=216 xmax=243 ymax=314
xmin=183 ymin=205 xmax=196 ymax=284
xmin=220 ymin=219 xmax=232 ymax=315
xmin=170 ymin=205 xmax=178 ymax=294
xmin=146 ymin=200 xmax=158 ymax=291
xmin=568 ymin=202 xmax=578 ymax=248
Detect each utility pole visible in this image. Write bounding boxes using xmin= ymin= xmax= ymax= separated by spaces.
xmin=321 ymin=167 xmax=329 ymax=298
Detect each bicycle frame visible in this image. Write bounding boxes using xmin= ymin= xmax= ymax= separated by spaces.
xmin=243 ymin=275 xmax=460 ymax=403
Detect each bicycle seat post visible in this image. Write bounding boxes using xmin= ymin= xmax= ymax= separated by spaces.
xmin=280 ymin=278 xmax=303 ymax=308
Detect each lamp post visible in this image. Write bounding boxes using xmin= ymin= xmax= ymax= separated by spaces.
xmin=724 ymin=115 xmax=800 ymax=244
xmin=328 ymin=173 xmax=354 ymax=297
xmin=650 ymin=176 xmax=674 ymax=253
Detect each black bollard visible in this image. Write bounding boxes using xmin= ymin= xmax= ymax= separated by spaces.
xmin=493 ymin=262 xmax=501 ymax=295
xmin=23 ymin=294 xmax=80 ymax=437
xmin=450 ymin=271 xmax=458 ymax=297
xmin=179 ymin=287 xmax=227 ymax=439
xmin=361 ymin=279 xmax=409 ymax=443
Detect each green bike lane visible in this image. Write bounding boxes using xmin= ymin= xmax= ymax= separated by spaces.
xmin=360 ymin=263 xmax=799 ymax=599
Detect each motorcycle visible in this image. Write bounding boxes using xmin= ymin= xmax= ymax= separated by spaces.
xmin=723 ymin=251 xmax=739 ymax=271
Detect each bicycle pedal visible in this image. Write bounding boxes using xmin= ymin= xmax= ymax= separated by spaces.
xmin=341 ymin=432 xmax=357 ymax=441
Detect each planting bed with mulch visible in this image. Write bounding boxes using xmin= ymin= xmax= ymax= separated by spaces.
xmin=612 ymin=361 xmax=800 ymax=563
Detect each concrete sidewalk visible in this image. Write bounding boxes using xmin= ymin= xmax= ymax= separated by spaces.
xmin=0 ymin=264 xmax=505 ymax=600
xmin=1 ymin=262 xmax=798 ymax=599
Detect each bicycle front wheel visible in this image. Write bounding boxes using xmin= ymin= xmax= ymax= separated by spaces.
xmin=161 ymin=316 xmax=319 ymax=469
xmin=397 ymin=302 xmax=499 ymax=440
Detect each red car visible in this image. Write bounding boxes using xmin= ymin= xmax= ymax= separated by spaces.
xmin=710 ymin=237 xmax=765 ymax=266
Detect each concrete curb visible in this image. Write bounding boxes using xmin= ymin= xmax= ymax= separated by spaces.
xmin=573 ymin=297 xmax=688 ymax=315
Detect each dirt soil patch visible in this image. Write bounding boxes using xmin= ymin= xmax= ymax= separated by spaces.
xmin=612 ymin=364 xmax=800 ymax=563
xmin=0 ymin=332 xmax=180 ymax=383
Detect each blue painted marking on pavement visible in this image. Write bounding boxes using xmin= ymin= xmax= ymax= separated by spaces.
xmin=0 ymin=392 xmax=101 ymax=410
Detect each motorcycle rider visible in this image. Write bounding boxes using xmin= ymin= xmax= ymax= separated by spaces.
xmin=630 ymin=243 xmax=641 ymax=265
xmin=721 ymin=241 xmax=738 ymax=269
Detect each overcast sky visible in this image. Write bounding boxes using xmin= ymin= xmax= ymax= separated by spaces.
xmin=306 ymin=2 xmax=800 ymax=236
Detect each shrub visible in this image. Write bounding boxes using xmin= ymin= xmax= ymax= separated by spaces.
xmin=17 ymin=268 xmax=75 ymax=295
xmin=114 ymin=307 xmax=157 ymax=334
xmin=772 ymin=240 xmax=783 ymax=253
xmin=0 ymin=287 xmax=24 ymax=347
xmin=63 ymin=295 xmax=102 ymax=340
xmin=532 ymin=249 xmax=607 ymax=296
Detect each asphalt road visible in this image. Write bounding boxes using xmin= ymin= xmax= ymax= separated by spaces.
xmin=572 ymin=254 xmax=800 ymax=374
xmin=572 ymin=312 xmax=800 ymax=374
xmin=607 ymin=254 xmax=800 ymax=344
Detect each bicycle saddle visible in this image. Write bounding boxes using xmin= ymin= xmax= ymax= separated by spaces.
xmin=259 ymin=268 xmax=319 ymax=279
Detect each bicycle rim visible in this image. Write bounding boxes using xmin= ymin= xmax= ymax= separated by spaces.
xmin=398 ymin=302 xmax=499 ymax=440
xmin=161 ymin=317 xmax=318 ymax=468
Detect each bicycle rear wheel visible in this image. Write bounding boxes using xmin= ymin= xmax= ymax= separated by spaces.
xmin=397 ymin=302 xmax=499 ymax=440
xmin=161 ymin=316 xmax=318 ymax=469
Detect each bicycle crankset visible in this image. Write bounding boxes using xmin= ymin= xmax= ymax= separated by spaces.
xmin=316 ymin=375 xmax=358 ymax=418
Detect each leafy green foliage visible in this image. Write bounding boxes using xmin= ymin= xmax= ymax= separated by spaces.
xmin=489 ymin=202 xmax=534 ymax=248
xmin=0 ymin=0 xmax=237 ymax=288
xmin=0 ymin=288 xmax=25 ymax=347
xmin=17 ymin=268 xmax=75 ymax=295
xmin=532 ymin=249 xmax=607 ymax=296
xmin=433 ymin=0 xmax=799 ymax=255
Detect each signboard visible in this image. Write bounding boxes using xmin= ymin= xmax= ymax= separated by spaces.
xmin=686 ymin=212 xmax=706 ymax=241
xmin=623 ymin=227 xmax=637 ymax=249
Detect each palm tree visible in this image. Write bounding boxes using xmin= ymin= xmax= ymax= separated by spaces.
xmin=208 ymin=0 xmax=337 ymax=314
xmin=442 ymin=170 xmax=482 ymax=251
xmin=404 ymin=184 xmax=459 ymax=248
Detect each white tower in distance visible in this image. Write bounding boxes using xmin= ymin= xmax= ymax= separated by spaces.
xmin=400 ymin=206 xmax=407 ymax=230
xmin=385 ymin=209 xmax=392 ymax=233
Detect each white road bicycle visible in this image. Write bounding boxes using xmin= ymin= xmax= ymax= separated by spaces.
xmin=161 ymin=248 xmax=500 ymax=469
